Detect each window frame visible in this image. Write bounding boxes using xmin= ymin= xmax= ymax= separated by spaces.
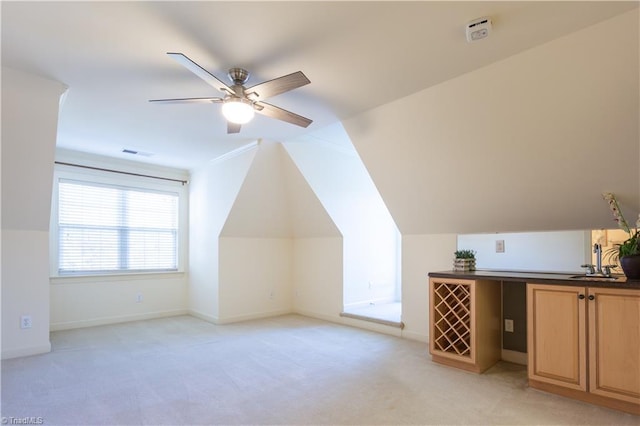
xmin=50 ymin=164 xmax=188 ymax=278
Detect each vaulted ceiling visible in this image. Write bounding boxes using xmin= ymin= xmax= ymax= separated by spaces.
xmin=2 ymin=1 xmax=636 ymax=171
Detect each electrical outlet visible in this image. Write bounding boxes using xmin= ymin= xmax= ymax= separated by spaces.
xmin=505 ymin=319 xmax=514 ymax=333
xmin=496 ymin=240 xmax=505 ymax=253
xmin=136 ymin=294 xmax=143 ymax=303
xmin=21 ymin=315 xmax=32 ymax=329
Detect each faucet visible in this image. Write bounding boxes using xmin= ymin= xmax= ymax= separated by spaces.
xmin=594 ymin=243 xmax=603 ymax=274
xmin=580 ymin=243 xmax=617 ymax=277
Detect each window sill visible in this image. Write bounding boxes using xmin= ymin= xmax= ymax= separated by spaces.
xmin=50 ymin=271 xmax=185 ymax=284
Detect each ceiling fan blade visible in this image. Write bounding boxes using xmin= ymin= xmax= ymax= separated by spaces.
xmin=148 ymin=97 xmax=223 ymax=104
xmin=255 ymin=102 xmax=312 ymax=128
xmin=227 ymin=122 xmax=241 ymax=134
xmin=167 ymin=52 xmax=233 ymax=94
xmin=246 ymin=71 xmax=310 ymax=100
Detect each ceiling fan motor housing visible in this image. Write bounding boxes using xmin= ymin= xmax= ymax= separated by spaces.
xmin=228 ymin=68 xmax=250 ymax=85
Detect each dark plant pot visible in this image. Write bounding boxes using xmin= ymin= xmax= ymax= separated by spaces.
xmin=620 ymin=254 xmax=640 ymax=280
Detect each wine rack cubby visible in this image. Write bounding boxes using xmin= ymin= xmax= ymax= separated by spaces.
xmin=429 ymin=277 xmax=501 ymax=373
xmin=432 ymin=281 xmax=472 ymax=357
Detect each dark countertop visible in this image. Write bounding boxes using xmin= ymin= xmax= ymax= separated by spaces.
xmin=428 ymin=270 xmax=640 ymax=289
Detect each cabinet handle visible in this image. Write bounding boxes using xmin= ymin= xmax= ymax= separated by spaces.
xmin=588 ymin=295 xmax=595 ymax=301
xmin=578 ymin=294 xmax=585 ymax=299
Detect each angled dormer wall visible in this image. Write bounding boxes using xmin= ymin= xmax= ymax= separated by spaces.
xmin=188 ymin=143 xmax=257 ymax=322
xmin=189 ymin=140 xmax=342 ymax=324
xmin=344 ymin=10 xmax=639 ymax=236
xmin=284 ymin=124 xmax=401 ymax=309
xmin=219 ymin=141 xmax=341 ymax=323
xmin=190 ymin=133 xmax=395 ymax=326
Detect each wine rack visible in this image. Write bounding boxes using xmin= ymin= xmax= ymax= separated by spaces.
xmin=429 ymin=277 xmax=501 ymax=373
xmin=432 ymin=281 xmax=472 ymax=357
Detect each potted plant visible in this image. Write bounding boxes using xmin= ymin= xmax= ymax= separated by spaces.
xmin=453 ymin=249 xmax=476 ymax=272
xmin=602 ymin=192 xmax=640 ymax=279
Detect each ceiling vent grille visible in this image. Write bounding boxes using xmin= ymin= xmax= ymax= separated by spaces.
xmin=122 ymin=148 xmax=154 ymax=157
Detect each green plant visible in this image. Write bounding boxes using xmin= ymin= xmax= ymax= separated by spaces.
xmin=454 ymin=249 xmax=476 ymax=259
xmin=602 ymin=192 xmax=640 ymax=261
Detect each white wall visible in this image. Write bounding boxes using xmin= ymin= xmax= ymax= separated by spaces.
xmin=189 ymin=143 xmax=257 ymax=322
xmin=217 ymin=141 xmax=341 ymax=323
xmin=1 ymin=67 xmax=66 ymax=359
xmin=401 ymin=234 xmax=457 ymax=342
xmin=2 ymin=231 xmax=53 ymax=358
xmin=221 ymin=142 xmax=294 ymax=237
xmin=50 ymin=274 xmax=187 ymax=330
xmin=292 ymin=237 xmax=343 ymax=321
xmin=457 ymin=230 xmax=591 ymax=273
xmin=48 ymin=150 xmax=190 ymax=330
xmin=218 ymin=237 xmax=293 ymax=323
xmin=344 ymin=10 xmax=639 ymax=236
xmin=285 ymin=125 xmax=400 ymax=308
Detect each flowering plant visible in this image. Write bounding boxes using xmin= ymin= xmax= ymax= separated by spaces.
xmin=602 ymin=192 xmax=640 ymax=260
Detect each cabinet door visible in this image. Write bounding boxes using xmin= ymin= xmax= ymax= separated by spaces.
xmin=588 ymin=287 xmax=640 ymax=404
xmin=527 ymin=284 xmax=586 ymax=391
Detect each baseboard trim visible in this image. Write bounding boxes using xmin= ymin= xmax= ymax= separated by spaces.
xmin=215 ymin=309 xmax=292 ymax=325
xmin=401 ymin=329 xmax=428 ymax=343
xmin=2 ymin=342 xmax=52 ymax=360
xmin=188 ymin=309 xmax=219 ymax=324
xmin=50 ymin=309 xmax=189 ymax=331
xmin=295 ymin=309 xmax=403 ymax=338
xmin=293 ymin=309 xmax=341 ymax=324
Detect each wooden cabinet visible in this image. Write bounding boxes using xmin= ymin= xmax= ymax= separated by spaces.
xmin=588 ymin=287 xmax=640 ymax=405
xmin=429 ymin=278 xmax=501 ymax=373
xmin=527 ymin=284 xmax=586 ymax=390
xmin=527 ymin=283 xmax=640 ymax=415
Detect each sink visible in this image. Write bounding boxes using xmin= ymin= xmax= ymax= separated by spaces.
xmin=568 ymin=275 xmax=619 ymax=282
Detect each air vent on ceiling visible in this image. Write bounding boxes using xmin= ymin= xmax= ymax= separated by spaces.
xmin=122 ymin=148 xmax=154 ymax=157
xmin=466 ymin=17 xmax=492 ymax=42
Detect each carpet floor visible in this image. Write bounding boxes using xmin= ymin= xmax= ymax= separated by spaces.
xmin=1 ymin=314 xmax=638 ymax=425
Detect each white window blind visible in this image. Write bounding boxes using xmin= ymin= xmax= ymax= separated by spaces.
xmin=58 ymin=179 xmax=179 ymax=274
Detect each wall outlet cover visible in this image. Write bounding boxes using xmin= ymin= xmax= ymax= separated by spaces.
xmin=505 ymin=319 xmax=514 ymax=333
xmin=20 ymin=315 xmax=32 ymax=329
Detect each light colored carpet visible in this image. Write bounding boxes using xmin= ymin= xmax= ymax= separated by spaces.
xmin=1 ymin=314 xmax=637 ymax=425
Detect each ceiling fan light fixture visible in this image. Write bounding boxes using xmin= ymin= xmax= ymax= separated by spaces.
xmin=221 ymin=97 xmax=255 ymax=124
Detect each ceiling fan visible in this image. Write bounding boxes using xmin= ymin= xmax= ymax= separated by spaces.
xmin=149 ymin=52 xmax=313 ymax=134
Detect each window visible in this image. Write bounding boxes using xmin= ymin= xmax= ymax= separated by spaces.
xmin=53 ymin=173 xmax=184 ymax=276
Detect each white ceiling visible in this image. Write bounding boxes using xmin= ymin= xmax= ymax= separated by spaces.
xmin=2 ymin=1 xmax=636 ymax=171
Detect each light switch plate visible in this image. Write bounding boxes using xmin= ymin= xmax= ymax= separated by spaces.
xmin=496 ymin=240 xmax=505 ymax=253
